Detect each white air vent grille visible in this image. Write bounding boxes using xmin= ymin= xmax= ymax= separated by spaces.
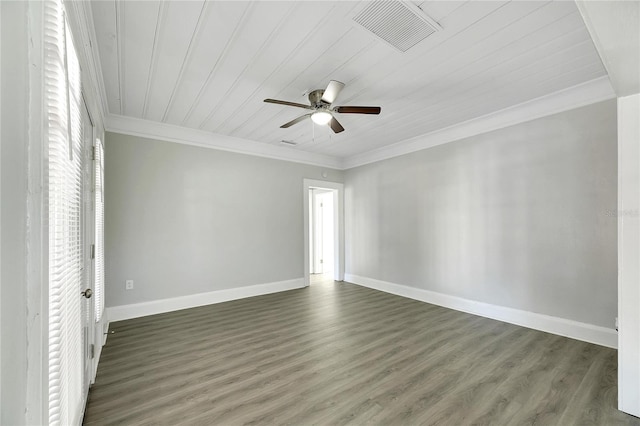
xmin=353 ymin=1 xmax=442 ymax=52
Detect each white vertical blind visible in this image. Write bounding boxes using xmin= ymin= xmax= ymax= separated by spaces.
xmin=94 ymin=138 xmax=105 ymax=323
xmin=45 ymin=0 xmax=85 ymax=423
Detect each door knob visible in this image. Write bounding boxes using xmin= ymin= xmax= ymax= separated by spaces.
xmin=81 ymin=288 xmax=93 ymax=299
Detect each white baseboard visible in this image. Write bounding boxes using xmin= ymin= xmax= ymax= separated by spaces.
xmin=344 ymin=274 xmax=617 ymax=349
xmin=106 ymin=278 xmax=305 ymax=322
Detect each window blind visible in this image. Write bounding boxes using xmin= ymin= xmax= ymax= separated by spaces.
xmin=45 ymin=0 xmax=85 ymax=423
xmin=94 ymin=138 xmax=105 ymax=323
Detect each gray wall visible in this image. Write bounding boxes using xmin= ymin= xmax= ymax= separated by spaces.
xmin=345 ymin=100 xmax=617 ymax=328
xmin=105 ymin=132 xmax=343 ymax=307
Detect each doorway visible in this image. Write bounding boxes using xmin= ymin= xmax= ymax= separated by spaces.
xmin=310 ymin=188 xmax=335 ymax=277
xmin=303 ymin=179 xmax=344 ymax=286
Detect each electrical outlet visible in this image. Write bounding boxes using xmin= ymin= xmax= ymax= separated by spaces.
xmin=125 ymin=280 xmax=134 ymax=290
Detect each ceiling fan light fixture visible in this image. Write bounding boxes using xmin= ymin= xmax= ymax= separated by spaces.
xmin=311 ymin=111 xmax=332 ymax=125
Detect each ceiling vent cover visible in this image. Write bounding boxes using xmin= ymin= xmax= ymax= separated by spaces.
xmin=353 ymin=1 xmax=442 ymax=52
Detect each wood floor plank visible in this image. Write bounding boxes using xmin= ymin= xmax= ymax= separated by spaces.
xmin=369 ymin=326 xmax=549 ymax=425
xmin=83 ymin=277 xmax=640 ymax=425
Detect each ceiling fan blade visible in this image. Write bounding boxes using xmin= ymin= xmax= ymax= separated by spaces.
xmin=264 ymin=99 xmax=313 ymax=110
xmin=334 ymin=106 xmax=381 ymax=114
xmin=329 ymin=117 xmax=345 ymax=134
xmin=321 ymin=80 xmax=345 ymax=104
xmin=281 ymin=114 xmax=312 ymax=129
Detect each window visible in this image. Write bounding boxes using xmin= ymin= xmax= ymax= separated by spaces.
xmin=45 ymin=0 xmax=85 ymax=424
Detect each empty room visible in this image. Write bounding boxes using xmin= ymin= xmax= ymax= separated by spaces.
xmin=2 ymin=0 xmax=640 ymax=425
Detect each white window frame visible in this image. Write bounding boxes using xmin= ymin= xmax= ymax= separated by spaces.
xmin=45 ymin=1 xmax=86 ymax=424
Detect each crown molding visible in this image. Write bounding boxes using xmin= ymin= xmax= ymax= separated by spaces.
xmin=105 ymin=114 xmax=343 ymax=169
xmin=105 ymin=77 xmax=615 ymax=171
xmin=341 ymin=76 xmax=616 ymax=169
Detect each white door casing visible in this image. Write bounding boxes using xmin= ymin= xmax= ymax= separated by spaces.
xmin=303 ymin=179 xmax=344 ymax=285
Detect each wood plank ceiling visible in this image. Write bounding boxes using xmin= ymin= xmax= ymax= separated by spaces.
xmin=90 ymin=1 xmax=607 ymax=160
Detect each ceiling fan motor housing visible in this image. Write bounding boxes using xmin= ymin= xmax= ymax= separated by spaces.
xmin=309 ymin=89 xmax=329 ymax=108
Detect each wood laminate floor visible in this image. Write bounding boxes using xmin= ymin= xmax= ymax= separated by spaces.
xmin=84 ymin=276 xmax=639 ymax=425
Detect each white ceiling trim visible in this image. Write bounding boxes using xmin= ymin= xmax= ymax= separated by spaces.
xmin=105 ymin=113 xmax=343 ymax=169
xmin=161 ymin=1 xmax=209 ymax=122
xmin=575 ymin=1 xmax=640 ymax=97
xmin=64 ymin=0 xmax=108 ymax=129
xmin=106 ymin=76 xmax=614 ymax=171
xmin=142 ymin=2 xmax=165 ymax=118
xmin=115 ymin=0 xmax=124 ymax=114
xmin=105 ymin=76 xmax=616 ymax=170
xmin=181 ymin=3 xmax=255 ymax=127
xmin=341 ymin=76 xmax=616 ymax=169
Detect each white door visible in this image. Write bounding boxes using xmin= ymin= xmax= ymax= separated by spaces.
xmin=80 ymin=98 xmax=95 ymax=404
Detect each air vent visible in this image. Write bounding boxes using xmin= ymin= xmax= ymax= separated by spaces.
xmin=353 ymin=1 xmax=442 ymax=52
xmin=280 ymin=140 xmax=298 ymax=146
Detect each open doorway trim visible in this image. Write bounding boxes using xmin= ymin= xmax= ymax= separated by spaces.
xmin=303 ymin=179 xmax=344 ymax=286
